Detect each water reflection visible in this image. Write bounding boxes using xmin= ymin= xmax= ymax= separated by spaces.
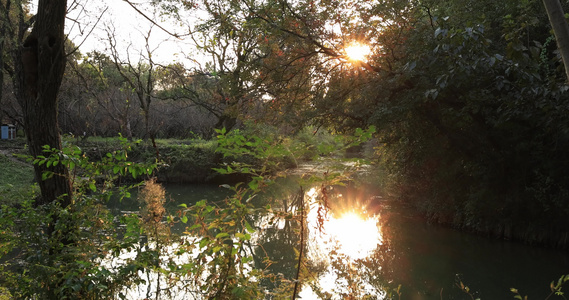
xmin=299 ymin=185 xmax=389 ymax=299
xmin=104 ymin=176 xmax=569 ymax=299
xmin=308 ymin=208 xmax=382 ymax=260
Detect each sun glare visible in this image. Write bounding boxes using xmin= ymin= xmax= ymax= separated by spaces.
xmin=345 ymin=43 xmax=371 ymax=61
xmin=326 ymin=212 xmax=382 ymax=260
xmin=305 ymin=187 xmax=382 ymax=261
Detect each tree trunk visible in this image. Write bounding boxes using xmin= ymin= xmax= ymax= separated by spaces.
xmin=17 ymin=0 xmax=72 ymax=207
xmin=0 ymin=1 xmax=8 ymax=112
xmin=0 ymin=39 xmax=4 ymax=113
xmin=543 ymin=0 xmax=569 ymax=82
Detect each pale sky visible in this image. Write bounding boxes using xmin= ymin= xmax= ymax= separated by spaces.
xmin=31 ymin=0 xmax=196 ymax=65
xmin=72 ymin=0 xmax=189 ymax=64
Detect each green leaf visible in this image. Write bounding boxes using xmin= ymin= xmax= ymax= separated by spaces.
xmin=248 ymin=180 xmax=258 ymax=191
xmin=181 ymin=216 xmax=188 ymax=224
xmin=130 ymin=168 xmax=138 ymax=178
xmin=212 ymin=167 xmax=228 ymax=174
xmin=41 ymin=171 xmax=53 ymax=180
xmin=235 ymin=232 xmax=251 ymax=240
xmin=215 ymin=232 xmax=229 ymax=239
xmin=89 ymin=182 xmax=96 ymax=192
xmin=232 ymin=286 xmax=244 ymax=297
xmin=244 ymin=220 xmax=254 ymax=233
xmin=199 ymin=238 xmax=209 ymax=248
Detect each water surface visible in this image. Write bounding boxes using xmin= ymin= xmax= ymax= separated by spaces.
xmin=108 ymin=176 xmax=569 ymax=299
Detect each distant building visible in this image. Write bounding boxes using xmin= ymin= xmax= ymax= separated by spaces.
xmin=1 ymin=124 xmax=16 ymax=140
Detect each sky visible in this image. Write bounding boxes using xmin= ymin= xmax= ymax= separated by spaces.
xmin=28 ymin=1 xmax=364 ymax=68
xmin=31 ymin=0 xmax=195 ymax=65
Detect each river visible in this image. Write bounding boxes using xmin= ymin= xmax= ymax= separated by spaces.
xmin=108 ymin=171 xmax=569 ymax=299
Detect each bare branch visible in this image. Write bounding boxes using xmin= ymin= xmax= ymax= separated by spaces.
xmin=66 ymin=6 xmax=109 ymax=57
xmin=123 ymin=0 xmax=186 ymax=39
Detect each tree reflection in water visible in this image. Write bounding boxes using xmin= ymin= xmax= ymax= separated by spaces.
xmin=254 ymin=178 xmax=395 ymax=299
xmin=104 ymin=175 xmax=569 ymax=299
xmin=102 ymin=175 xmax=395 ymax=299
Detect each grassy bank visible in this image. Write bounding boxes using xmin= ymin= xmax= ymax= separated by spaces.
xmin=0 ymin=151 xmax=36 ymax=206
xmin=74 ymin=137 xmax=270 ymax=183
xmin=0 ymin=126 xmax=371 ymax=205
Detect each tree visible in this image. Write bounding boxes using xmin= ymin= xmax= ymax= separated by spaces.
xmin=367 ymin=0 xmax=569 ymax=243
xmin=0 ymin=1 xmax=9 ymax=117
xmin=542 ymin=0 xmax=569 ymax=82
xmin=151 ymin=0 xmax=284 ymax=132
xmin=0 ymin=0 xmax=30 ymax=126
xmin=62 ymin=50 xmax=139 ymax=139
xmin=16 ymin=0 xmax=72 ymax=206
xmin=105 ymin=23 xmax=165 ymax=159
xmin=153 ymin=64 xmax=234 ymax=136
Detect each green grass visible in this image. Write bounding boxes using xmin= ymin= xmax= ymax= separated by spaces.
xmin=154 ymin=138 xmax=217 ymax=148
xmin=0 ymin=153 xmax=37 ymax=206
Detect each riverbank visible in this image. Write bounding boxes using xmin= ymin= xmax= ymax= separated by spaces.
xmin=0 ymin=130 xmax=353 ymax=204
xmin=2 ymin=135 xmax=567 ymax=251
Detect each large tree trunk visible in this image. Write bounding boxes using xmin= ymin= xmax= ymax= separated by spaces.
xmin=543 ymin=0 xmax=569 ymax=82
xmin=0 ymin=1 xmax=9 ymax=111
xmin=17 ymin=0 xmax=72 ymax=207
xmin=0 ymin=38 xmax=4 ymax=112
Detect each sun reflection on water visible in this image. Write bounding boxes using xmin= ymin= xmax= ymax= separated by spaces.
xmin=301 ymin=187 xmax=386 ymax=299
xmin=326 ymin=212 xmax=383 ymax=260
xmin=305 ymin=187 xmax=383 ymax=261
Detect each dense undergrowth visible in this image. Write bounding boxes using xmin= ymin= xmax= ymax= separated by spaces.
xmin=0 ymin=125 xmax=378 ymax=299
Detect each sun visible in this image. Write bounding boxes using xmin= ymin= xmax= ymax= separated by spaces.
xmin=345 ymin=43 xmax=371 ymax=61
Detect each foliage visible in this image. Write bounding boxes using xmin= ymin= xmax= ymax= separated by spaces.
xmin=151 ymin=139 xmax=219 ymax=183
xmin=511 ymin=274 xmax=569 ymax=300
xmin=1 ymin=127 xmax=563 ymax=299
xmin=0 ymin=137 xmax=159 ymax=299
xmin=363 ymin=0 xmax=569 ymax=244
xmin=2 ymin=126 xmax=371 ymax=299
xmin=128 ymin=125 xmax=372 ymax=299
xmin=288 ymin=126 xmax=346 ymax=161
xmin=174 ymin=191 xmax=265 ymax=299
